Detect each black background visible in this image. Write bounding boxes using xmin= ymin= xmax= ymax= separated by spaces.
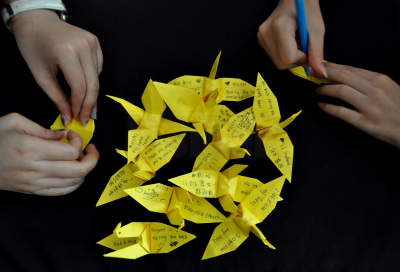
xmin=1 ymin=0 xmax=400 ymax=271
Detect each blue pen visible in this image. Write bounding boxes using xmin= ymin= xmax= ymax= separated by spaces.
xmin=295 ymin=0 xmax=310 ymax=76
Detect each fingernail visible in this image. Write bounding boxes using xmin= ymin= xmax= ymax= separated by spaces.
xmin=315 ymin=87 xmax=320 ymax=93
xmin=323 ymin=71 xmax=328 ymax=79
xmin=61 ymin=114 xmax=68 ymax=127
xmin=92 ymin=109 xmax=97 ymax=120
xmin=55 ymin=129 xmax=67 ymax=133
xmin=317 ymin=102 xmax=325 ymax=108
xmin=84 ymin=117 xmax=89 ymax=126
xmin=91 ymin=143 xmax=96 ymax=148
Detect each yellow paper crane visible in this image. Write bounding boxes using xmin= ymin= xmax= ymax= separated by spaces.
xmin=125 ymin=183 xmax=227 ymax=228
xmin=192 ymin=107 xmax=256 ymax=172
xmin=169 ymin=164 xmax=264 ymax=202
xmin=168 ymin=52 xmax=255 ymax=103
xmin=202 ymin=176 xmax=286 ymax=260
xmin=98 ymin=222 xmax=196 ymax=259
xmin=107 ymin=79 xmax=195 ymax=163
xmin=96 ymin=134 xmax=186 ymax=207
xmin=253 ymin=73 xmax=301 ymax=182
xmin=50 ymin=116 xmax=95 ymax=150
xmin=154 ymin=81 xmax=234 ymax=144
xmin=289 ymin=61 xmax=334 ymax=85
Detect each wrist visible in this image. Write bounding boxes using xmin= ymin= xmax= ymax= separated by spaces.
xmin=9 ymin=8 xmax=59 ymax=33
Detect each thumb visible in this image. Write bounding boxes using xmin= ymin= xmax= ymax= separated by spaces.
xmin=10 ymin=113 xmax=67 ymax=140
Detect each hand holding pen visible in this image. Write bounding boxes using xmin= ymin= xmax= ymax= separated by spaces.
xmin=257 ymin=0 xmax=327 ymax=78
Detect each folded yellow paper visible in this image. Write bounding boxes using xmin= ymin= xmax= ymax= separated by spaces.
xmin=202 ymin=176 xmax=285 ymax=260
xmin=168 ymin=52 xmax=255 ymax=103
xmin=192 ymin=107 xmax=255 ymax=172
xmin=98 ymin=222 xmax=196 ymax=259
xmin=154 ymin=81 xmax=234 ymax=144
xmin=289 ymin=62 xmax=335 ymax=85
xmin=253 ymin=73 xmax=301 ymax=182
xmin=125 ymin=183 xmax=227 ymax=226
xmin=107 ymin=79 xmax=195 ymax=163
xmin=50 ymin=115 xmax=95 ymax=150
xmin=169 ymin=164 xmax=262 ymax=202
xmin=96 ymin=134 xmax=186 ymax=207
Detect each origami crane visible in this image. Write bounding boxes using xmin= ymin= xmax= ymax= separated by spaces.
xmin=169 ymin=164 xmax=264 ymax=202
xmin=96 ymin=134 xmax=186 ymax=207
xmin=98 ymin=222 xmax=196 ymax=259
xmin=107 ymin=79 xmax=195 ymax=163
xmin=192 ymin=107 xmax=256 ymax=172
xmin=202 ymin=176 xmax=286 ymax=260
xmin=125 ymin=183 xmax=227 ymax=227
xmin=154 ymin=81 xmax=234 ymax=144
xmin=50 ymin=115 xmax=95 ymax=150
xmin=289 ymin=62 xmax=334 ymax=85
xmin=168 ymin=52 xmax=255 ymax=103
xmin=253 ymin=73 xmax=301 ymax=182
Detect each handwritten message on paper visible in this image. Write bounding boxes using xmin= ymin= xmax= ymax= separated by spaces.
xmin=202 ymin=221 xmax=247 ymax=260
xmin=233 ymin=176 xmax=264 ymax=202
xmin=128 ymin=129 xmax=156 ymax=162
xmin=149 ymin=223 xmax=196 ymax=254
xmin=142 ymin=134 xmax=185 ymax=170
xmin=169 ymin=170 xmax=219 ymax=198
xmin=96 ymin=164 xmax=147 ymax=207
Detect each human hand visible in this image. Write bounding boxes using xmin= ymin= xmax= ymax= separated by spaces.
xmin=316 ymin=62 xmax=400 ymax=149
xmin=257 ymin=0 xmax=327 ymax=77
xmin=0 ymin=113 xmax=100 ymax=195
xmin=9 ymin=9 xmax=103 ymax=126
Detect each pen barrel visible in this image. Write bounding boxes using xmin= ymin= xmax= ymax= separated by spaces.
xmin=295 ymin=0 xmax=308 ymax=56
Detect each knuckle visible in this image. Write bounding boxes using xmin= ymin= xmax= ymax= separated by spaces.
xmin=336 ymin=68 xmax=353 ymax=79
xmin=76 ymin=165 xmax=90 ymax=178
xmin=5 ymin=112 xmax=22 ymax=122
xmin=72 ymin=84 xmax=86 ymax=97
xmin=270 ymin=18 xmax=284 ymax=33
xmin=71 ymin=178 xmax=84 ymax=185
xmin=336 ymin=85 xmax=348 ymax=98
xmin=70 ymin=147 xmax=81 ymax=160
xmin=375 ymin=74 xmax=390 ymax=84
xmin=335 ymin=107 xmax=348 ymax=119
xmin=281 ymin=55 xmax=295 ymax=66
xmin=54 ymin=44 xmax=75 ymax=60
xmin=89 ymin=82 xmax=100 ymax=95
xmin=275 ymin=62 xmax=286 ymax=70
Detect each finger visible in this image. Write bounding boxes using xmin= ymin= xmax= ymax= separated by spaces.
xmin=91 ymin=103 xmax=98 ymax=120
xmin=94 ymin=35 xmax=103 ymax=75
xmin=42 ymin=143 xmax=99 ymax=178
xmin=306 ymin=3 xmax=327 ymax=78
xmin=35 ymin=177 xmax=83 ymax=190
xmin=258 ymin=32 xmax=300 ymax=70
xmin=33 ymin=180 xmax=85 ymax=196
xmin=274 ymin=20 xmax=307 ymax=67
xmin=323 ymin=63 xmax=376 ymax=94
xmin=33 ymin=138 xmax=81 ymax=161
xmin=318 ymin=102 xmax=365 ymax=129
xmin=66 ymin=130 xmax=83 ymax=152
xmin=316 ymin=84 xmax=369 ymax=111
xmin=59 ymin=56 xmax=87 ymax=120
xmin=78 ymin=50 xmax=99 ymax=126
xmin=34 ymin=67 xmax=73 ymax=126
xmin=8 ymin=113 xmax=67 ymax=140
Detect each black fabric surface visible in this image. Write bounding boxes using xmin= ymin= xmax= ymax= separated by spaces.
xmin=1 ymin=0 xmax=400 ymax=271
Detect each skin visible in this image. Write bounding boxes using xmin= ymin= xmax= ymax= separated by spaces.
xmin=1 ymin=1 xmax=101 ymax=195
xmin=259 ymin=0 xmax=400 ymax=149
xmin=258 ymin=0 xmax=327 ymax=77
xmin=6 ymin=0 xmax=103 ymax=126
xmin=0 ymin=113 xmax=100 ymax=195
